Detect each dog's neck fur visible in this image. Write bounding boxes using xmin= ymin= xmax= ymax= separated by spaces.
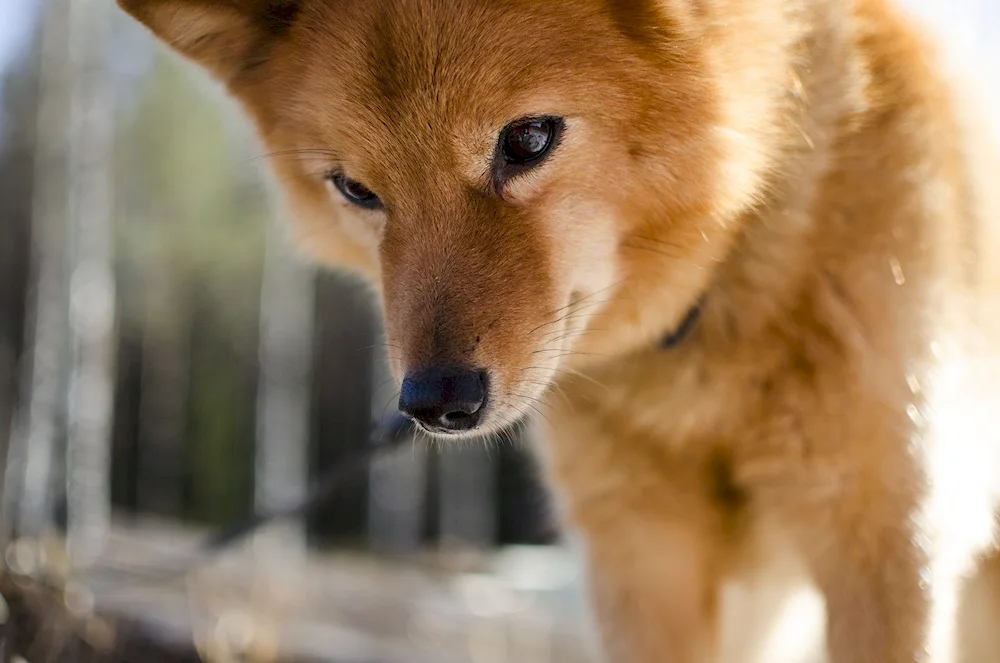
xmin=704 ymin=0 xmax=867 ymax=346
xmin=572 ymin=0 xmax=874 ymax=367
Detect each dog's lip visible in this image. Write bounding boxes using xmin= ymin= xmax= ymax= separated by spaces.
xmin=402 ymin=392 xmax=535 ymax=438
xmin=410 ymin=418 xmax=482 ymax=437
xmin=407 ymin=409 xmax=522 ymax=438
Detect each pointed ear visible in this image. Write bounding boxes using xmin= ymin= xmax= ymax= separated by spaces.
xmin=117 ymin=0 xmax=301 ymax=83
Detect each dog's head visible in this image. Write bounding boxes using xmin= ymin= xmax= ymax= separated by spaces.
xmin=120 ymin=0 xmax=797 ymax=436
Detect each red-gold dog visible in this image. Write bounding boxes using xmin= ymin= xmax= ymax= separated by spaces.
xmin=118 ymin=1 xmax=1000 ymax=661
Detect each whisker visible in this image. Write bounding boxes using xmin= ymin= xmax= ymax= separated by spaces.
xmin=536 ymin=326 xmax=608 ymax=346
xmin=526 ymin=281 xmax=628 ymax=338
xmin=539 ymin=279 xmax=626 ymax=320
xmin=514 ymin=378 xmax=556 ymax=391
xmin=238 ymin=147 xmax=342 ymax=169
xmin=559 ymin=365 xmax=609 ymax=390
xmin=528 ymin=297 xmax=620 ymax=339
xmin=359 ymin=341 xmax=402 ymax=351
xmin=505 ymin=393 xmax=554 ymax=431
xmin=534 ymin=313 xmax=610 ymax=342
xmin=507 ymin=387 xmax=555 ymax=411
xmin=379 ymin=389 xmax=402 ymax=423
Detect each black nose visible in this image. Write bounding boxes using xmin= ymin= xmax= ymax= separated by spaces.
xmin=398 ymin=367 xmax=488 ymax=433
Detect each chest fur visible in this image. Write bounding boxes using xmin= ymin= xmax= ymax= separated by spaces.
xmin=538 ymin=310 xmax=926 ymax=555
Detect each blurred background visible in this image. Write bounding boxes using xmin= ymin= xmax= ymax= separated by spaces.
xmin=0 ymin=1 xmax=996 ymax=662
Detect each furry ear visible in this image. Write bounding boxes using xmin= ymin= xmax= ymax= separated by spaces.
xmin=117 ymin=0 xmax=301 ymax=83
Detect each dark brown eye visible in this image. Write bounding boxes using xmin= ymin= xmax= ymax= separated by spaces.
xmin=327 ymin=171 xmax=382 ymax=210
xmin=500 ymin=117 xmax=562 ymax=165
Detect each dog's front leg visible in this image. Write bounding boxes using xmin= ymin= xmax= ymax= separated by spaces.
xmin=585 ymin=518 xmax=721 ymax=663
xmin=798 ymin=486 xmax=958 ymax=663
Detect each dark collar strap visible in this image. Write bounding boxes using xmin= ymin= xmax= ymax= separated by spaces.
xmin=661 ymin=298 xmax=704 ymax=349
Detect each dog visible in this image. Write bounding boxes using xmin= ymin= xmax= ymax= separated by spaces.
xmin=117 ymin=0 xmax=1000 ymax=661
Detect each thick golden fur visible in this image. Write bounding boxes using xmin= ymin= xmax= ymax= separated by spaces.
xmin=118 ymin=0 xmax=1000 ymax=661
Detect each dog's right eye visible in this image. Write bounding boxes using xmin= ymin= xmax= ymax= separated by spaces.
xmin=326 ymin=171 xmax=383 ymax=210
xmin=492 ymin=116 xmax=564 ymax=196
xmin=500 ymin=117 xmax=562 ymax=166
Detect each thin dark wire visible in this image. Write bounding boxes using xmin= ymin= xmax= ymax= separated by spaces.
xmin=203 ymin=412 xmax=414 ymax=551
xmin=97 ymin=413 xmax=415 ymax=589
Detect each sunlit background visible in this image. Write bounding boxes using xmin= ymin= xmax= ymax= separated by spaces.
xmin=0 ymin=1 xmax=996 ymax=661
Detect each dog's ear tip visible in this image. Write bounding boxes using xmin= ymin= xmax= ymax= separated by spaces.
xmin=115 ymin=0 xmax=186 ymax=27
xmin=116 ymin=0 xmax=157 ymax=16
xmin=115 ymin=0 xmax=141 ymax=15
xmin=116 ymin=0 xmax=283 ymax=84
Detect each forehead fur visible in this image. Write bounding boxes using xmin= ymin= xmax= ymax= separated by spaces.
xmin=258 ymin=0 xmax=707 ymax=179
xmin=294 ymin=0 xmax=655 ymax=103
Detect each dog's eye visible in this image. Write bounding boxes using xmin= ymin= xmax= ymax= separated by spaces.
xmin=327 ymin=171 xmax=382 ymax=210
xmin=500 ymin=117 xmax=562 ymax=166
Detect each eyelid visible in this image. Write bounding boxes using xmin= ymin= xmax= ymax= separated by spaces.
xmin=326 ymin=170 xmax=384 ymax=210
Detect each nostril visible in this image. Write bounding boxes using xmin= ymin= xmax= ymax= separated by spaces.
xmin=442 ymin=409 xmax=476 ymax=424
xmin=399 ymin=367 xmax=488 ymax=432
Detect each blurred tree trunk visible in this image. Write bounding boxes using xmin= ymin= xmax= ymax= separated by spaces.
xmin=3 ymin=0 xmax=73 ymax=544
xmin=135 ymin=291 xmax=190 ymax=517
xmin=253 ymin=218 xmax=313 ymax=553
xmin=184 ymin=294 xmax=257 ymax=524
xmin=310 ymin=275 xmax=379 ymax=545
xmin=63 ymin=0 xmax=117 ymax=568
xmin=366 ymin=336 xmax=425 ymax=555
xmin=438 ymin=443 xmax=497 ymax=551
xmin=109 ymin=328 xmax=143 ymax=512
xmin=0 ymin=21 xmax=41 ymax=544
xmin=497 ymin=443 xmax=559 ymax=545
